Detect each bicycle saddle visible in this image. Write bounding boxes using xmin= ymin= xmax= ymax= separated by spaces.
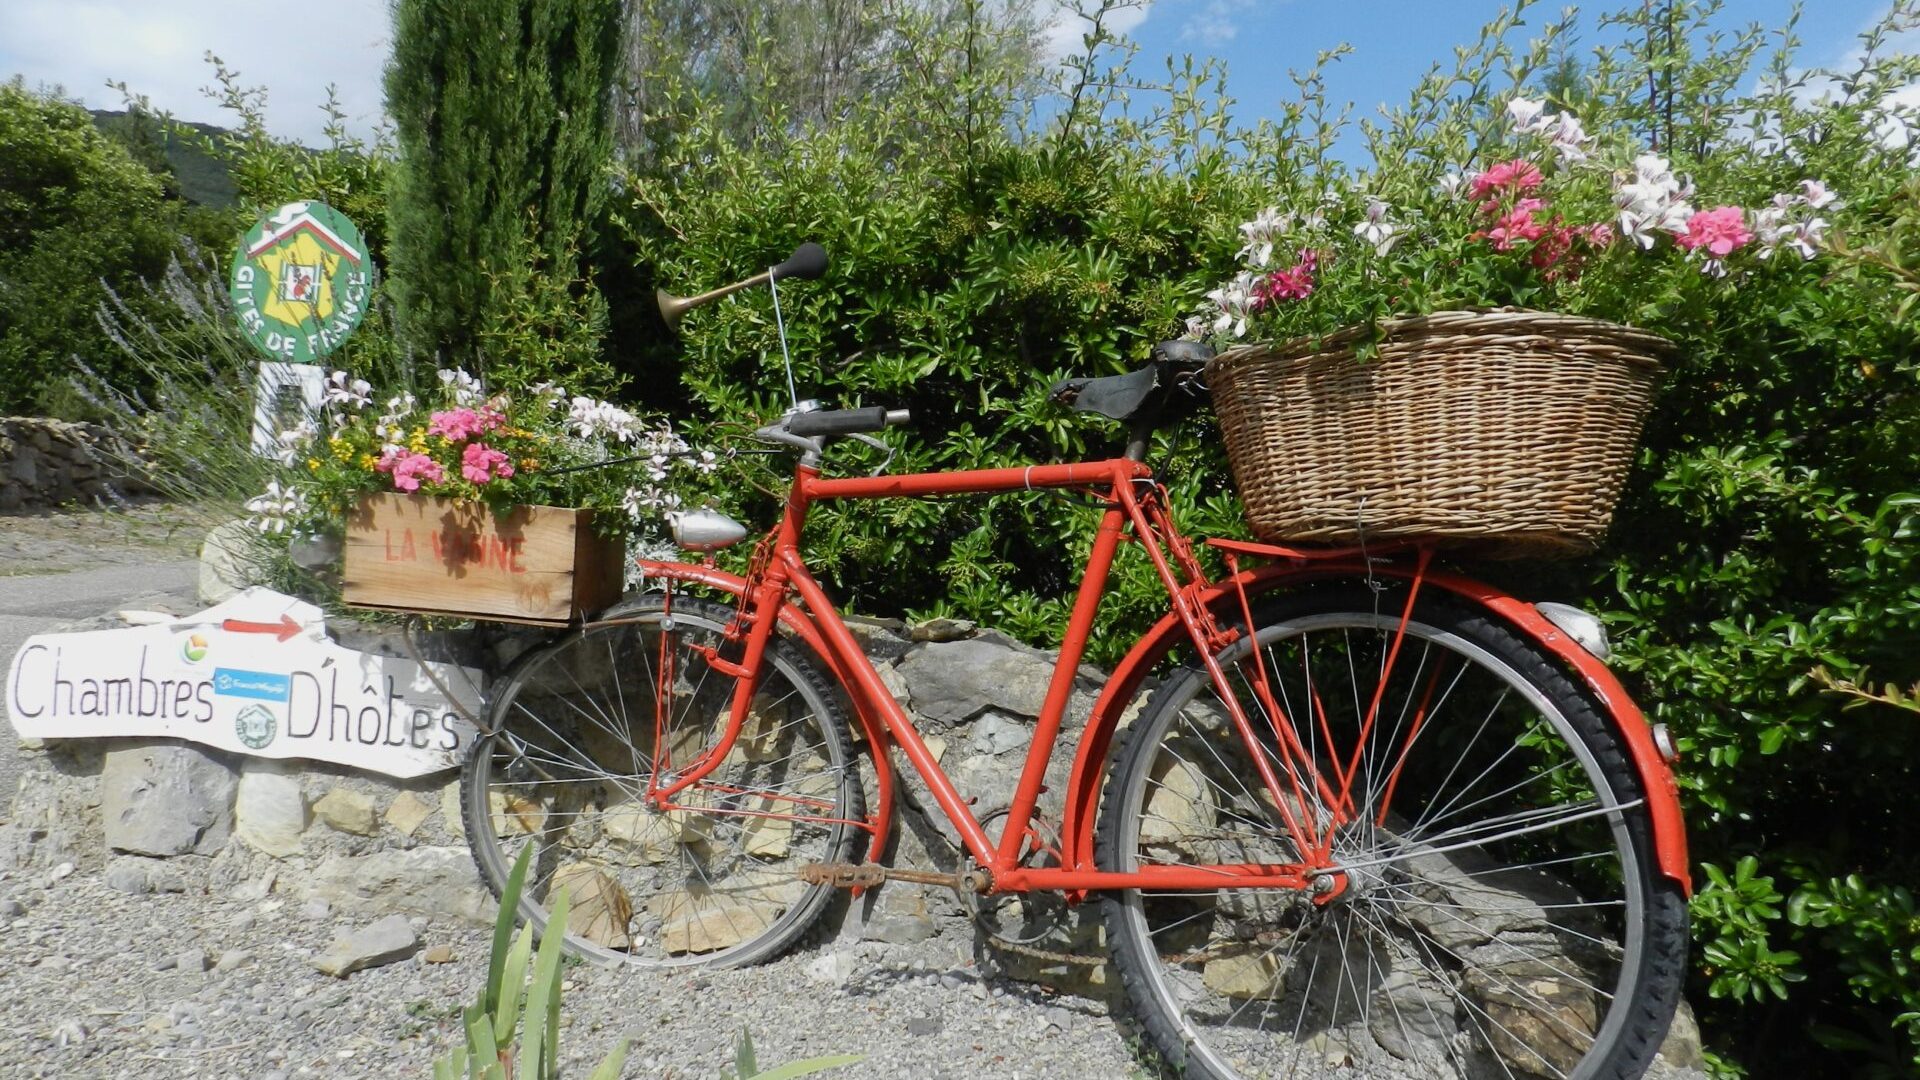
xmin=1048 ymin=340 xmax=1215 ymax=421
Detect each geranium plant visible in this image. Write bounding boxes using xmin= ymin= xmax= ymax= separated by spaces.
xmin=1192 ymin=95 xmax=1838 ymax=353
xmin=246 ymin=367 xmax=722 ymax=547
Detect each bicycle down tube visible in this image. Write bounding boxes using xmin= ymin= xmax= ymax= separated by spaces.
xmin=638 ymin=453 xmax=1335 ymax=895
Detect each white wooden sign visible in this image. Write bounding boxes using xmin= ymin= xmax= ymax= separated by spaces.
xmin=6 ymin=588 xmax=484 ymax=779
xmin=249 ymin=361 xmax=325 ymax=455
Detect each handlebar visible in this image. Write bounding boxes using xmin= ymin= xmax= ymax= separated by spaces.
xmin=752 ymin=405 xmax=911 ymax=462
xmin=786 ymin=406 xmax=911 ymax=437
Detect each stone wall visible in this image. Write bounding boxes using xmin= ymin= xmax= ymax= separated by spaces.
xmin=0 ymin=610 xmax=1122 ymax=993
xmin=0 ymin=416 xmax=156 ymax=510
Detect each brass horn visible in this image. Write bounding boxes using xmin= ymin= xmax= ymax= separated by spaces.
xmin=656 ymin=270 xmax=772 ymax=326
xmin=657 ymin=242 xmax=830 ymax=328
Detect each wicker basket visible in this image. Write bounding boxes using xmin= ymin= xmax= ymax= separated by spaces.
xmin=1206 ymin=309 xmax=1671 ymax=557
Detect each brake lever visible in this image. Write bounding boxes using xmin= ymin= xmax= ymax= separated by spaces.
xmin=849 ymin=432 xmax=895 ymax=476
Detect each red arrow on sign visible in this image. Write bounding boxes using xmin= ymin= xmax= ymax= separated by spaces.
xmin=221 ymin=614 xmax=303 ymax=642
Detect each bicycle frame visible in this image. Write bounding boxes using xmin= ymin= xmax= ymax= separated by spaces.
xmin=635 ymin=454 xmax=1692 ymax=897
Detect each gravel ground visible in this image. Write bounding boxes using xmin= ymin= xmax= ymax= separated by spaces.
xmin=0 ymin=858 xmax=1143 ymax=1080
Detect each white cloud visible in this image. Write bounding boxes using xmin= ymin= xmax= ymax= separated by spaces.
xmin=1036 ymin=0 xmax=1153 ymax=61
xmin=1181 ymin=0 xmax=1252 ymax=47
xmin=0 ymin=0 xmax=390 ymax=144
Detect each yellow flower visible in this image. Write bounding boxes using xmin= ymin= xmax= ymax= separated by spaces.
xmin=329 ymin=436 xmax=353 ymax=461
xmin=358 ymin=454 xmax=378 ymax=470
xmin=306 ymin=457 xmax=322 ymax=472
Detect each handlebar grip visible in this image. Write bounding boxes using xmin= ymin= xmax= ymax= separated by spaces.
xmin=786 ymin=406 xmax=894 ymax=437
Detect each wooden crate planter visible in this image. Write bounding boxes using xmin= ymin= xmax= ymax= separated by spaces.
xmin=342 ymin=493 xmax=625 ymax=625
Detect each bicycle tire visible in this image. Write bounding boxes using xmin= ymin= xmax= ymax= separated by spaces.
xmin=1096 ymin=585 xmax=1687 ymax=1080
xmin=462 ymin=594 xmax=866 ymax=970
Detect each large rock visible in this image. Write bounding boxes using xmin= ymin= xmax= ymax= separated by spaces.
xmin=233 ymin=764 xmax=307 ymax=857
xmin=551 ymin=862 xmax=633 ymax=950
xmin=2 ymin=745 xmax=103 ymax=870
xmin=311 ymin=914 xmax=420 ymax=977
xmin=312 ymin=787 xmax=378 ymax=836
xmin=894 ymin=637 xmax=1056 ymax=726
xmin=198 ymin=520 xmax=269 ymax=604
xmin=101 ymin=743 xmax=236 ymax=857
xmin=302 ymin=845 xmax=495 ymax=923
xmin=384 ymin=791 xmax=433 ymax=837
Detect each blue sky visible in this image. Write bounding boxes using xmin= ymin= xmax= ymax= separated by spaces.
xmin=0 ymin=1 xmax=1897 ymax=147
xmin=1116 ymin=0 xmax=1891 ymax=157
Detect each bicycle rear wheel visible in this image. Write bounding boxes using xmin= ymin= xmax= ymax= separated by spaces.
xmin=463 ymin=594 xmax=866 ymax=970
xmin=1097 ymin=586 xmax=1687 ymax=1080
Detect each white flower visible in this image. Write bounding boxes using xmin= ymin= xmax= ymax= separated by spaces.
xmin=568 ymin=396 xmax=639 ymax=443
xmin=1353 ymin=197 xmax=1403 ymax=255
xmin=1181 ymin=313 xmax=1211 ymax=342
xmin=1798 ymin=179 xmax=1838 ymax=210
xmin=1435 ymin=169 xmax=1471 ymax=198
xmin=1205 ymin=271 xmax=1261 ymax=340
xmin=272 ymin=419 xmax=319 ymax=466
xmin=1613 ymin=155 xmax=1696 ymax=249
xmin=323 ymin=370 xmax=372 ymax=410
xmin=1752 ymin=204 xmax=1792 ymax=258
xmin=532 ymin=382 xmax=568 ymax=410
xmin=621 ymin=484 xmax=680 ymax=521
xmin=244 ymin=480 xmax=307 ymax=535
xmin=1788 ymin=217 xmax=1828 ymax=260
xmin=1237 ymin=206 xmax=1290 ymax=268
xmin=373 ymin=392 xmax=416 ymax=440
xmin=1699 ymin=257 xmax=1729 ymax=279
xmin=1543 ymin=113 xmax=1593 ymax=164
xmin=1754 ymin=186 xmax=1833 ymax=260
xmin=1506 ymin=97 xmax=1547 ymax=133
xmin=436 ymin=368 xmax=483 ymax=406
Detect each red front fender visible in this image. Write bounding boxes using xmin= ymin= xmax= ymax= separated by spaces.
xmin=1059 ymin=557 xmax=1692 ymax=896
xmin=632 ymin=560 xmax=897 ymax=866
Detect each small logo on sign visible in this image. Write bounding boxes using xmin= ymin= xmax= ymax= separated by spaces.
xmin=212 ymin=668 xmax=292 ymax=702
xmin=235 ymin=704 xmax=278 ymax=749
xmin=180 ymin=633 xmax=209 ymax=663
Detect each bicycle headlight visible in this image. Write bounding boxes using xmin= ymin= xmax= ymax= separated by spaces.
xmin=668 ymin=509 xmax=748 ymax=552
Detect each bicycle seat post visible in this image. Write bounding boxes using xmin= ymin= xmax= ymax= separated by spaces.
xmin=1122 ymin=402 xmax=1160 ymax=463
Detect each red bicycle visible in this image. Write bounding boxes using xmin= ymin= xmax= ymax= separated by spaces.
xmin=461 ymin=245 xmax=1691 ymax=1080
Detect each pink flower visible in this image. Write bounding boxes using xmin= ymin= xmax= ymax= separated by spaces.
xmin=461 ymin=442 xmax=515 ymax=484
xmin=381 ymin=451 xmax=445 ymax=492
xmin=1482 ymin=204 xmax=1549 ymax=251
xmin=1675 ymin=206 xmax=1753 ymax=257
xmin=1467 ymin=159 xmax=1543 ymax=204
xmin=427 ymin=407 xmax=504 ymax=442
xmin=1250 ymin=250 xmax=1318 ymax=308
xmin=1584 ymin=222 xmax=1614 ymax=248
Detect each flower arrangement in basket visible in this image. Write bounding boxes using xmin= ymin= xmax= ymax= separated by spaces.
xmin=1191 ymin=96 xmax=1839 ymax=556
xmin=247 ymin=369 xmax=721 ymax=623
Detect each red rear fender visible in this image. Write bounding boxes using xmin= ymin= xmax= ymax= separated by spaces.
xmin=1059 ymin=557 xmax=1691 ymax=895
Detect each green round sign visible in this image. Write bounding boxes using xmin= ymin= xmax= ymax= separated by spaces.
xmin=230 ymin=201 xmax=374 ymax=362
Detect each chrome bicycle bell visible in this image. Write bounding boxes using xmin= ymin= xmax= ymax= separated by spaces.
xmin=668 ymin=509 xmax=748 ymax=552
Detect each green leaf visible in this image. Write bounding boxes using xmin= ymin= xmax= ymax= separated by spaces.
xmin=747 ymin=1054 xmax=867 ymax=1080
xmin=518 ymin=886 xmax=570 ymax=1080
xmin=494 ymin=923 xmax=534 ymax=1045
xmin=587 ymin=1039 xmax=631 ymax=1080
xmin=736 ymin=1027 xmax=758 ymax=1077
xmin=486 ymin=845 xmax=533 ymax=1017
xmin=467 ymin=1010 xmax=500 ymax=1071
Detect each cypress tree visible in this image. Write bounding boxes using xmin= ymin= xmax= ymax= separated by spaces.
xmin=385 ymin=0 xmax=621 ymax=388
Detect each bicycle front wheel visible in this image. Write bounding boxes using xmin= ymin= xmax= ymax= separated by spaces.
xmin=463 ymin=594 xmax=866 ymax=970
xmin=1097 ymin=586 xmax=1687 ymax=1080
